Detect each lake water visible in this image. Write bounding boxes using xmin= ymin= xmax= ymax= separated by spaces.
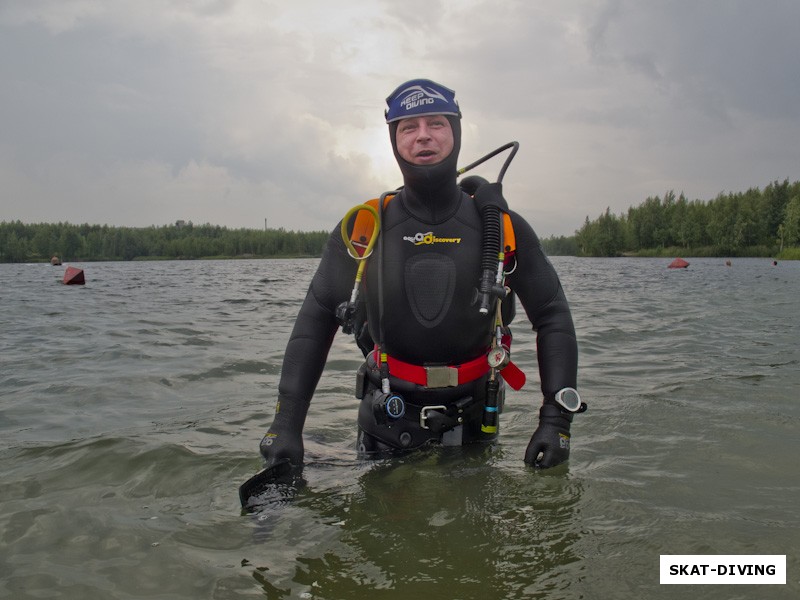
xmin=1 ymin=257 xmax=798 ymax=599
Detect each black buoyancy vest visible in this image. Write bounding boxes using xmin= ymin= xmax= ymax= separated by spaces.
xmin=359 ymin=192 xmax=493 ymax=366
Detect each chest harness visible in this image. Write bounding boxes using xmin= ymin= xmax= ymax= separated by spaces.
xmin=336 ymin=143 xmax=525 ymax=435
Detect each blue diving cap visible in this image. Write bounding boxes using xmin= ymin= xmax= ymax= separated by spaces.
xmin=385 ymin=79 xmax=461 ymax=123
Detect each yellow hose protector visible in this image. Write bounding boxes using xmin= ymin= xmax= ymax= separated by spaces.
xmin=340 ymin=203 xmax=380 ymax=304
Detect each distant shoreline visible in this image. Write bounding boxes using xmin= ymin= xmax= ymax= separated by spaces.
xmin=8 ymin=252 xmax=796 ymax=265
xmin=4 ymin=254 xmax=323 ymax=264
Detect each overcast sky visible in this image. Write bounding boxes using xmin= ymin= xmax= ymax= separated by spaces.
xmin=2 ymin=0 xmax=799 ymax=237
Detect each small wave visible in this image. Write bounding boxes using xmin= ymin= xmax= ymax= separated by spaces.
xmin=180 ymin=360 xmax=280 ymax=381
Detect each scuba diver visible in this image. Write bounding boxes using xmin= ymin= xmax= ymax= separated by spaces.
xmin=259 ymin=78 xmax=582 ymax=469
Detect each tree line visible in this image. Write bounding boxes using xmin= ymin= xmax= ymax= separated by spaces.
xmin=0 ymin=221 xmax=330 ymax=262
xmin=4 ymin=179 xmax=800 ymax=262
xmin=541 ymin=179 xmax=800 ymax=258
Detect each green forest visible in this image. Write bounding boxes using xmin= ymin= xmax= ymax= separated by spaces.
xmin=2 ymin=179 xmax=800 ymax=262
xmin=540 ymin=179 xmax=800 ymax=259
xmin=0 ymin=221 xmax=330 ymax=263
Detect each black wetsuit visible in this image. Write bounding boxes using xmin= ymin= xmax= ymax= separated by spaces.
xmin=262 ymin=116 xmax=578 ymax=463
xmin=266 ymin=187 xmax=577 ymax=452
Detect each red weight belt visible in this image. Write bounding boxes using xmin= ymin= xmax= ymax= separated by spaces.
xmin=378 ymin=352 xmax=490 ymax=388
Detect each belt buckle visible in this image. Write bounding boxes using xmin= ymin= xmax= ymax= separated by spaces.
xmin=419 ymin=405 xmax=447 ymax=430
xmin=425 ymin=366 xmax=458 ymax=388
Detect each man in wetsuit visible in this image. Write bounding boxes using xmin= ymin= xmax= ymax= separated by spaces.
xmin=259 ymin=79 xmax=581 ymax=468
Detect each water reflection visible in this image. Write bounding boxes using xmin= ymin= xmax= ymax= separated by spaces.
xmin=3 ymin=258 xmax=799 ymax=599
xmin=245 ymin=447 xmax=584 ymax=599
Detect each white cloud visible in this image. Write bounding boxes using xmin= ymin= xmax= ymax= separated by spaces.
xmin=2 ymin=0 xmax=800 ymax=237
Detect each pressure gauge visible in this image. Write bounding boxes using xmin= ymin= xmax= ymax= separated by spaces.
xmin=487 ymin=346 xmax=509 ymax=369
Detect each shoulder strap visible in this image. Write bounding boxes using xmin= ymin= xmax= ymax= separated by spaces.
xmin=349 ymin=195 xmax=394 ymax=257
xmin=502 ymin=213 xmax=516 ymax=257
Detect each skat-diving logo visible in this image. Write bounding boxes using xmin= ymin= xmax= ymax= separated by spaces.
xmin=399 ymin=85 xmax=448 ymax=112
xmin=403 ymin=231 xmax=462 ymax=246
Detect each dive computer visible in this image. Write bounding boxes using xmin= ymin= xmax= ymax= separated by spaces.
xmin=554 ymin=387 xmax=582 ymax=412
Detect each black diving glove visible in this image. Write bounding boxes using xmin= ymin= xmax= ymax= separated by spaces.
xmin=259 ymin=426 xmax=303 ymax=466
xmin=524 ymin=402 xmax=573 ymax=468
xmin=259 ymin=398 xmax=305 ymax=466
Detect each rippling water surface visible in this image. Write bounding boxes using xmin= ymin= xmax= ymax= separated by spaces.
xmin=1 ymin=257 xmax=798 ymax=599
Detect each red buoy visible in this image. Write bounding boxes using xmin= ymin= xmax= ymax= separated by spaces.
xmin=668 ymin=258 xmax=689 ymax=269
xmin=62 ymin=266 xmax=85 ymax=285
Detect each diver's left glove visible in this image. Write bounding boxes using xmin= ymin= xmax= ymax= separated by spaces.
xmin=524 ymin=402 xmax=573 ymax=468
xmin=259 ymin=397 xmax=306 ymax=466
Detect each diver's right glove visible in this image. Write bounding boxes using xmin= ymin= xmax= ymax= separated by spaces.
xmin=259 ymin=427 xmax=303 ymax=466
xmin=524 ymin=402 xmax=573 ymax=468
xmin=259 ymin=398 xmax=305 ymax=466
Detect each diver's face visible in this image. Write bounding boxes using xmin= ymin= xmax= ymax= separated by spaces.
xmin=395 ymin=115 xmax=454 ymax=165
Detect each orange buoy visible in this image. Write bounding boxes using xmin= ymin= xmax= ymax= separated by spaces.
xmin=668 ymin=258 xmax=689 ymax=269
xmin=62 ymin=266 xmax=85 ymax=285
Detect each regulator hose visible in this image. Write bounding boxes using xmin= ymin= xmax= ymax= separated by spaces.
xmin=336 ymin=203 xmax=380 ymax=334
xmin=457 ymin=141 xmax=519 ymax=183
xmin=457 ymin=141 xmax=519 ymax=316
xmin=478 ymin=203 xmax=503 ymax=315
